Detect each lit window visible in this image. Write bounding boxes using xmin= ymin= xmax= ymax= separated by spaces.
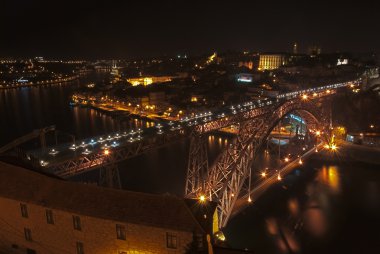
xmin=76 ymin=242 xmax=84 ymax=254
xmin=20 ymin=204 xmax=28 ymax=218
xmin=116 ymin=224 xmax=126 ymax=240
xmin=24 ymin=228 xmax=32 ymax=241
xmin=166 ymin=233 xmax=177 ymax=249
xmin=46 ymin=209 xmax=54 ymax=224
xmin=73 ymin=215 xmax=81 ymax=231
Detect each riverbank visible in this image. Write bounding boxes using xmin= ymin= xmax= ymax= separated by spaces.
xmin=0 ymin=75 xmax=80 ymax=89
xmin=313 ymin=139 xmax=380 ymax=165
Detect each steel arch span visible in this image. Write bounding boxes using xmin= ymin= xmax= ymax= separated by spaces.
xmin=185 ymin=98 xmax=330 ymax=229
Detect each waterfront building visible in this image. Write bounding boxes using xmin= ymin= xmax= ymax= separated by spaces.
xmin=0 ymin=162 xmax=217 ymax=254
xmin=346 ymin=132 xmax=380 ymax=147
xmin=127 ymin=76 xmax=173 ymax=86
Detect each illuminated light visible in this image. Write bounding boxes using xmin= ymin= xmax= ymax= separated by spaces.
xmin=284 ymin=157 xmax=289 ymax=162
xmin=302 ymin=94 xmax=308 ymax=100
xmin=313 ymin=92 xmax=317 ymax=97
xmin=299 ymin=159 xmax=303 ymax=165
xmin=199 ymin=195 xmax=206 ymax=202
xmin=330 ymin=144 xmax=337 ymax=151
xmin=261 ymin=172 xmax=267 ymax=178
xmin=326 ymin=90 xmax=331 ymax=94
xmin=231 ymin=193 xmax=235 ymax=197
xmin=324 ymin=144 xmax=330 ymax=149
xmin=277 ymin=174 xmax=282 ymax=181
xmin=316 ymin=130 xmax=321 ymax=136
xmin=315 ymin=149 xmax=318 ymax=153
xmin=370 ymin=124 xmax=375 ymax=129
xmin=215 ymin=231 xmax=226 ymax=241
xmin=248 ymin=196 xmax=252 ymax=203
xmin=104 ymin=149 xmax=110 ymax=155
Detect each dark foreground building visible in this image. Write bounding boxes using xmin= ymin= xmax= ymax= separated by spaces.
xmin=0 ymin=162 xmax=220 ymax=254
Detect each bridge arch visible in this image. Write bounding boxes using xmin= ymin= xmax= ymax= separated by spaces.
xmin=187 ymin=98 xmax=329 ymax=229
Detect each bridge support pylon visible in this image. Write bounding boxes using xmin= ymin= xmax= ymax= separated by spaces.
xmin=185 ymin=134 xmax=208 ymax=198
xmin=99 ymin=157 xmax=121 ymax=189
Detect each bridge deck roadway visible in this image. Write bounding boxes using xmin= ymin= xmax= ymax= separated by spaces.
xmin=231 ymin=142 xmax=324 ymax=218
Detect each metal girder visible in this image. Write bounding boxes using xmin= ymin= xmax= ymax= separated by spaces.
xmin=205 ymin=119 xmax=264 ymax=228
xmin=185 ymin=134 xmax=208 ymax=197
xmin=198 ymin=97 xmax=328 ymax=229
xmin=99 ymin=161 xmax=121 ymax=189
xmin=45 ymin=130 xmax=185 ymax=178
xmin=194 ymin=107 xmax=269 ymax=135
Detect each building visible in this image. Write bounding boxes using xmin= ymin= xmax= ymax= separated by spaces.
xmin=308 ymin=45 xmax=321 ymax=56
xmin=0 ymin=162 xmax=217 ymax=254
xmin=346 ymin=132 xmax=380 ymax=147
xmin=127 ymin=76 xmax=173 ymax=86
xmin=258 ymin=54 xmax=287 ymax=71
xmin=293 ymin=42 xmax=298 ymax=55
xmin=238 ymin=61 xmax=253 ymax=70
xmin=149 ymin=92 xmax=166 ymax=106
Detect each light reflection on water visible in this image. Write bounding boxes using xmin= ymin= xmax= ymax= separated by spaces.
xmin=319 ymin=166 xmax=341 ymax=194
xmin=224 ymin=162 xmax=380 ymax=253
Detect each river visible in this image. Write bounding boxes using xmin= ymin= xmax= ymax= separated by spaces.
xmin=1 ymin=80 xmax=379 ymax=253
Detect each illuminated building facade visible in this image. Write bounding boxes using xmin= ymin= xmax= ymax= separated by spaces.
xmin=127 ymin=76 xmax=173 ymax=86
xmin=258 ymin=54 xmax=287 ymax=71
xmin=0 ymin=162 xmax=216 ymax=254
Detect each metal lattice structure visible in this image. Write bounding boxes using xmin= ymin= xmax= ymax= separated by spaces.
xmin=47 ymin=130 xmax=186 ymax=179
xmin=185 ymin=97 xmax=330 ymax=229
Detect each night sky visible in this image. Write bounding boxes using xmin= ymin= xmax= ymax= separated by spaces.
xmin=1 ymin=0 xmax=379 ymax=59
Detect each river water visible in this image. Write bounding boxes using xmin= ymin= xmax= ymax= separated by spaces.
xmin=1 ymin=80 xmax=379 ymax=253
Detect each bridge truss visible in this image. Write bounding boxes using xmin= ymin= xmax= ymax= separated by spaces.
xmin=185 ymin=97 xmax=331 ymax=229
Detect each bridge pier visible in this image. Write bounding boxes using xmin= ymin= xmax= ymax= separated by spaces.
xmin=185 ymin=134 xmax=209 ymax=198
xmin=99 ymin=155 xmax=121 ymax=189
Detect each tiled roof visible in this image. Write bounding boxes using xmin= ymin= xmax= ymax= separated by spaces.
xmin=0 ymin=162 xmax=206 ymax=233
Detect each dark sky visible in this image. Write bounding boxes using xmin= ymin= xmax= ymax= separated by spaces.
xmin=0 ymin=0 xmax=379 ymax=59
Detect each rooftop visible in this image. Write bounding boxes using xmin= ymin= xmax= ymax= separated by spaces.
xmin=0 ymin=161 xmax=213 ymax=233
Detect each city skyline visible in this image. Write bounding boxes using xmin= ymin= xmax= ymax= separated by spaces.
xmin=1 ymin=0 xmax=379 ymax=58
